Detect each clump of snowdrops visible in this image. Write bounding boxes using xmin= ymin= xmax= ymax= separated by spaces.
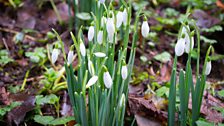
xmin=50 ymin=0 xmax=150 ymax=125
xmin=168 ymin=14 xmax=213 ymax=126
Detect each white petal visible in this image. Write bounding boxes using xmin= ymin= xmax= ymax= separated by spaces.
xmin=141 ymin=21 xmax=150 ymax=38
xmin=97 ymin=30 xmax=103 ymax=44
xmin=88 ymin=60 xmax=95 ymax=76
xmin=94 ymin=52 xmax=106 ymax=57
xmin=121 ymin=65 xmax=128 ymax=80
xmin=103 ymin=72 xmax=113 ymax=88
xmin=185 ymin=36 xmax=194 ymax=53
xmin=175 ymin=38 xmax=185 ymax=56
xmin=99 ymin=0 xmax=105 ymax=4
xmin=67 ymin=50 xmax=74 ymax=65
xmin=86 ymin=76 xmax=98 ymax=88
xmin=205 ymin=61 xmax=212 ymax=75
xmin=106 ymin=18 xmax=115 ymax=42
xmin=52 ymin=48 xmax=60 ymax=64
xmin=122 ymin=9 xmax=128 ymax=26
xmin=88 ymin=26 xmax=94 ymax=41
xmin=80 ymin=42 xmax=86 ymax=57
xmin=116 ymin=11 xmax=123 ymax=28
xmin=101 ymin=16 xmax=107 ymax=27
xmin=119 ymin=93 xmax=126 ymax=107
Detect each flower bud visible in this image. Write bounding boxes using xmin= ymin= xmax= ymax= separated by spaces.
xmin=116 ymin=11 xmax=123 ymax=28
xmin=101 ymin=16 xmax=107 ymax=27
xmin=122 ymin=9 xmax=128 ymax=26
xmin=121 ymin=64 xmax=128 ymax=80
xmin=119 ymin=93 xmax=126 ymax=107
xmin=88 ymin=25 xmax=94 ymax=41
xmin=80 ymin=42 xmax=86 ymax=57
xmin=103 ymin=67 xmax=113 ymax=88
xmin=94 ymin=52 xmax=106 ymax=58
xmin=51 ymin=48 xmax=60 ymax=64
xmin=106 ymin=17 xmax=115 ymax=42
xmin=88 ymin=60 xmax=95 ymax=76
xmin=86 ymin=75 xmax=98 ymax=88
xmin=185 ymin=36 xmax=194 ymax=53
xmin=67 ymin=50 xmax=74 ymax=65
xmin=97 ymin=30 xmax=103 ymax=44
xmin=205 ymin=61 xmax=211 ymax=75
xmin=141 ymin=19 xmax=149 ymax=38
xmin=175 ymin=38 xmax=185 ymax=56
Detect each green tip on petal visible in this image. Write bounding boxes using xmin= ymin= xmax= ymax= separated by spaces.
xmin=143 ymin=16 xmax=147 ymax=21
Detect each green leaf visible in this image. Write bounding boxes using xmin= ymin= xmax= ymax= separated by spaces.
xmin=200 ymin=36 xmax=217 ymax=44
xmin=25 ymin=47 xmax=46 ymax=63
xmin=0 ymin=50 xmax=14 ymax=66
xmin=0 ymin=102 xmax=21 ymax=117
xmin=154 ymin=51 xmax=171 ymax=63
xmin=76 ymin=12 xmax=91 ymax=20
xmin=34 ymin=115 xmax=54 ymax=125
xmin=156 ymin=86 xmax=169 ymax=97
xmin=218 ymin=90 xmax=224 ymax=97
xmin=201 ymin=25 xmax=223 ymax=33
xmin=196 ymin=120 xmax=214 ymax=126
xmin=50 ymin=116 xmax=75 ymax=125
xmin=35 ymin=94 xmax=59 ymax=105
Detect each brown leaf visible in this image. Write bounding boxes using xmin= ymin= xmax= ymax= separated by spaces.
xmin=135 ymin=113 xmax=162 ymax=126
xmin=0 ymin=86 xmax=10 ymax=105
xmin=192 ymin=10 xmax=221 ymax=28
xmin=7 ymin=94 xmax=35 ymax=125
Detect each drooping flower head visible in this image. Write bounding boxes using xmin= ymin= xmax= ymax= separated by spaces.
xmin=103 ymin=66 xmax=113 ymax=88
xmin=80 ymin=40 xmax=86 ymax=57
xmin=175 ymin=35 xmax=185 ymax=56
xmin=205 ymin=60 xmax=212 ymax=75
xmin=88 ymin=23 xmax=95 ymax=41
xmin=121 ymin=60 xmax=128 ymax=80
xmin=86 ymin=75 xmax=98 ymax=88
xmin=116 ymin=6 xmax=124 ymax=28
xmin=106 ymin=13 xmax=115 ymax=42
xmin=67 ymin=45 xmax=74 ymax=65
xmin=97 ymin=28 xmax=103 ymax=45
xmin=141 ymin=16 xmax=150 ymax=38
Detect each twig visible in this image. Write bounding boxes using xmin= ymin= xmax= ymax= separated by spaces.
xmin=0 ymin=27 xmax=36 ymax=41
xmin=2 ymin=38 xmax=9 ymax=51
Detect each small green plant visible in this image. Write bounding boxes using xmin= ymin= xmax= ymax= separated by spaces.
xmin=0 ymin=102 xmax=21 ymax=119
xmin=0 ymin=50 xmax=14 ymax=66
xmin=168 ymin=13 xmax=213 ymax=126
xmin=51 ymin=0 xmax=146 ymax=125
xmin=25 ymin=47 xmax=47 ymax=64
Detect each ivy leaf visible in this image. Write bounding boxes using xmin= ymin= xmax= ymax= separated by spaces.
xmin=50 ymin=116 xmax=75 ymax=125
xmin=196 ymin=120 xmax=214 ymax=126
xmin=76 ymin=12 xmax=91 ymax=20
xmin=156 ymin=86 xmax=169 ymax=97
xmin=218 ymin=90 xmax=224 ymax=97
xmin=35 ymin=94 xmax=59 ymax=105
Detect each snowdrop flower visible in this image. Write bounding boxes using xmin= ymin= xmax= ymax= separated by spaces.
xmin=94 ymin=52 xmax=106 ymax=58
xmin=99 ymin=0 xmax=105 ymax=4
xmin=116 ymin=10 xmax=123 ymax=28
xmin=88 ymin=24 xmax=94 ymax=41
xmin=86 ymin=76 xmax=98 ymax=88
xmin=80 ymin=42 xmax=86 ymax=57
xmin=141 ymin=16 xmax=149 ymax=38
xmin=103 ymin=66 xmax=113 ymax=88
xmin=122 ymin=8 xmax=128 ymax=26
xmin=97 ymin=30 xmax=103 ymax=44
xmin=185 ymin=36 xmax=194 ymax=53
xmin=106 ymin=14 xmax=115 ymax=42
xmin=175 ymin=38 xmax=185 ymax=56
xmin=101 ymin=15 xmax=107 ymax=27
xmin=67 ymin=50 xmax=74 ymax=65
xmin=119 ymin=93 xmax=126 ymax=107
xmin=51 ymin=48 xmax=60 ymax=64
xmin=205 ymin=61 xmax=212 ymax=75
xmin=88 ymin=60 xmax=95 ymax=76
xmin=121 ymin=61 xmax=128 ymax=80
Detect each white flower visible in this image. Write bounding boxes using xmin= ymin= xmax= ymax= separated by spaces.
xmin=106 ymin=17 xmax=115 ymax=42
xmin=94 ymin=52 xmax=106 ymax=58
xmin=103 ymin=71 xmax=113 ymax=88
xmin=101 ymin=16 xmax=107 ymax=27
xmin=99 ymin=0 xmax=105 ymax=4
xmin=121 ymin=65 xmax=128 ymax=80
xmin=141 ymin=21 xmax=149 ymax=38
xmin=51 ymin=48 xmax=60 ymax=64
xmin=205 ymin=61 xmax=212 ymax=75
xmin=67 ymin=50 xmax=74 ymax=65
xmin=122 ymin=9 xmax=128 ymax=26
xmin=119 ymin=93 xmax=126 ymax=107
xmin=88 ymin=60 xmax=95 ymax=76
xmin=175 ymin=38 xmax=185 ymax=56
xmin=97 ymin=30 xmax=103 ymax=44
xmin=185 ymin=36 xmax=194 ymax=53
xmin=86 ymin=76 xmax=98 ymax=88
xmin=80 ymin=42 xmax=86 ymax=57
xmin=116 ymin=11 xmax=123 ymax=28
xmin=88 ymin=26 xmax=94 ymax=41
